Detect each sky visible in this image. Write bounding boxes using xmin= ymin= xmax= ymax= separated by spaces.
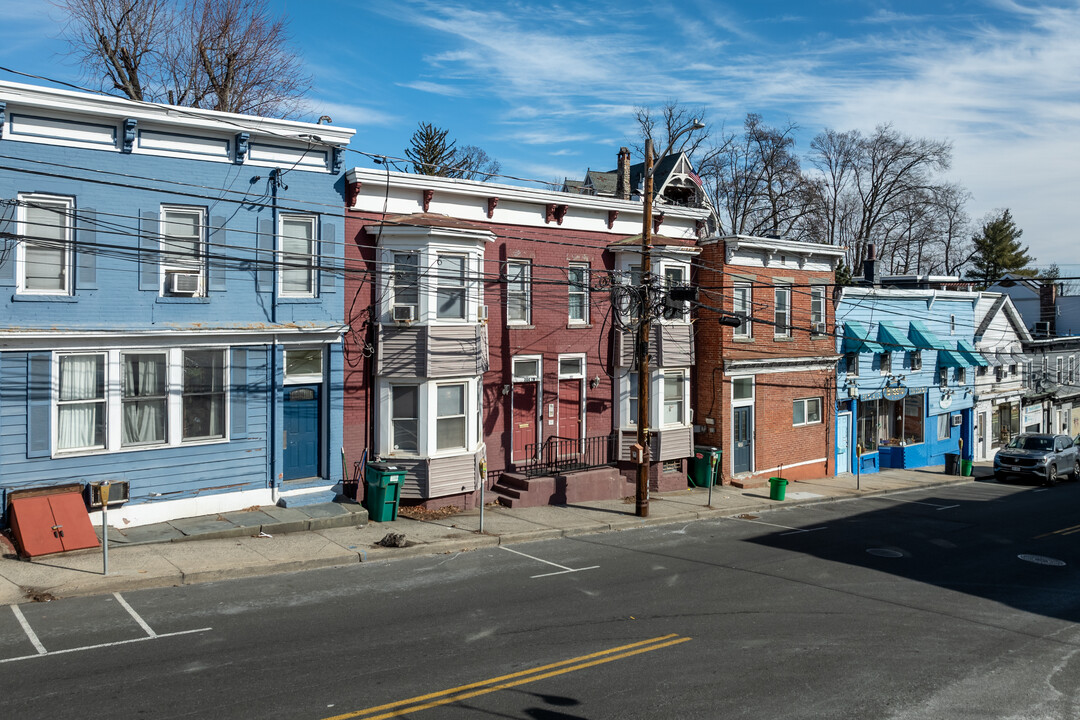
xmin=1 ymin=0 xmax=1078 ymax=270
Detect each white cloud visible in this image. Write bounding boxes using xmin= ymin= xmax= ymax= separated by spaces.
xmin=397 ymin=80 xmax=467 ymax=97
xmin=307 ymin=101 xmax=400 ymax=129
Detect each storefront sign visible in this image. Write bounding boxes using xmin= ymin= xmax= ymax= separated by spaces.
xmin=883 ymin=384 xmax=909 ymax=400
xmin=860 ymin=385 xmax=925 ymax=402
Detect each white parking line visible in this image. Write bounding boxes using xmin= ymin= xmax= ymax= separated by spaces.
xmin=732 ymin=517 xmax=828 ymax=534
xmin=114 ymin=592 xmax=156 ymax=638
xmin=10 ymin=605 xmax=46 ymax=655
xmin=0 ymin=628 xmax=211 ymax=665
xmin=500 ymin=546 xmax=599 ymax=579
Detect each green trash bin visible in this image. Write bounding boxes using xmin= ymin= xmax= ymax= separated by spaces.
xmin=769 ymin=477 xmax=788 ymax=501
xmin=365 ymin=462 xmax=405 ymax=522
xmin=960 ymin=459 xmax=973 ymax=477
xmin=690 ymin=445 xmax=721 ymax=487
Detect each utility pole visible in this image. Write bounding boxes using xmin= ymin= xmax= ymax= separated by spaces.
xmin=635 ymin=138 xmax=655 ymax=518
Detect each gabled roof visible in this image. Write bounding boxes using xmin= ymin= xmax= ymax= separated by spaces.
xmin=584 ymin=170 xmax=617 ymax=196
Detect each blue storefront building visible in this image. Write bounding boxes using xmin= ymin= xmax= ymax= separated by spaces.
xmin=835 ymin=287 xmax=984 ymax=475
xmin=0 ymin=81 xmax=354 ymax=529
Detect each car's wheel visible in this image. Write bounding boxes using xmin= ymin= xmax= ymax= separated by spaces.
xmin=1073 ymin=459 xmax=1080 ymax=480
xmin=1047 ymin=463 xmax=1059 ymax=485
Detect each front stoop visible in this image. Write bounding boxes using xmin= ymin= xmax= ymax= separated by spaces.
xmin=729 ymin=475 xmax=769 ymax=489
xmin=492 ymin=467 xmax=632 ymax=508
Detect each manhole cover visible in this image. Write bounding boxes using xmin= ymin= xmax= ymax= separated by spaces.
xmin=867 ymin=548 xmax=904 ymax=558
xmin=1018 ymin=554 xmax=1066 ymax=567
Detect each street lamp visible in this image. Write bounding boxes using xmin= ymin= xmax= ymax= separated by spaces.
xmin=635 ymin=120 xmax=705 ymax=518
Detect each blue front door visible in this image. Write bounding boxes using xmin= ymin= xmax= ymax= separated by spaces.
xmin=283 ymin=384 xmax=320 ymax=481
xmin=733 ymin=405 xmax=752 ymax=474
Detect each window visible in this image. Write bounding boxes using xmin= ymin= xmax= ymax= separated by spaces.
xmin=284 ymin=348 xmax=323 ymax=384
xmin=627 ymin=371 xmax=639 ymax=426
xmin=774 ymin=286 xmax=791 ymax=337
xmin=1071 ymin=356 xmax=1077 ymax=384
xmin=938 ymin=366 xmax=949 ymax=386
xmin=161 ymin=206 xmax=205 ymax=296
xmin=957 ymin=367 xmax=966 ymax=384
xmin=559 ymin=356 xmax=583 ymax=377
xmin=18 ymin=195 xmax=73 ymax=295
xmin=54 ymin=348 xmax=228 ymax=454
xmin=392 ymin=253 xmax=419 ymax=315
xmin=793 ymin=397 xmax=822 ymax=427
xmin=435 ymin=254 xmax=467 ymax=319
xmin=733 ymin=284 xmax=752 ymax=338
xmin=910 ymin=351 xmax=922 ymax=371
xmin=902 ymin=395 xmax=924 ymax=444
xmin=663 ymin=372 xmax=685 ymax=425
xmin=436 ymin=383 xmax=467 ymax=450
xmin=950 ymin=315 xmax=956 ymax=335
xmin=121 ymin=353 xmax=167 ymax=447
xmin=846 ymin=352 xmax=860 ymax=377
xmin=880 ymin=352 xmax=891 ymax=374
xmin=937 ymin=414 xmax=951 ymax=440
xmin=280 ymin=215 xmax=316 ymax=297
xmin=810 ymin=286 xmax=825 ymax=334
xmin=391 ymin=386 xmax=419 ymax=453
xmin=182 ymin=350 xmax=225 ymax=441
xmin=732 ymin=377 xmax=753 ymax=401
xmin=568 ymin=263 xmax=589 ymax=323
xmin=57 ymin=354 xmax=106 ymax=451
xmin=663 ymin=266 xmax=687 ymax=320
xmin=506 ymin=260 xmax=531 ymax=324
xmin=1058 ymin=357 xmax=1064 ymax=384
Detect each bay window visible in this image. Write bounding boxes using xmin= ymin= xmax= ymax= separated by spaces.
xmin=663 ymin=371 xmax=686 ymax=425
xmin=382 ymin=378 xmax=478 ymax=457
xmin=436 ymin=383 xmax=467 ymax=450
xmin=436 ymin=254 xmax=467 ymax=319
xmin=391 ymin=385 xmax=419 ymax=453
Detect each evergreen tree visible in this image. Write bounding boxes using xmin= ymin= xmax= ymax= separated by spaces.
xmin=965 ymin=209 xmax=1032 ymax=288
xmin=405 ymin=122 xmax=457 ymax=176
xmin=835 ymin=260 xmax=854 ymax=287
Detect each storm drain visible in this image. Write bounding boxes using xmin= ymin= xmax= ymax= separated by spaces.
xmin=866 ymin=548 xmax=905 ymax=558
xmin=1018 ymin=554 xmax=1066 ymax=567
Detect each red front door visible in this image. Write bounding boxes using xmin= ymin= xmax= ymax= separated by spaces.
xmin=513 ymin=382 xmax=538 ymax=461
xmin=558 ymin=379 xmax=582 ymax=449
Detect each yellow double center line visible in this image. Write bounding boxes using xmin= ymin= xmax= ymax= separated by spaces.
xmin=322 ymin=633 xmax=691 ymax=720
xmin=1036 ymin=523 xmax=1080 ymax=539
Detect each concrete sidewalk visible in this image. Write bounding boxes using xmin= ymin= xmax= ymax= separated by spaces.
xmin=0 ymin=465 xmax=987 ymax=605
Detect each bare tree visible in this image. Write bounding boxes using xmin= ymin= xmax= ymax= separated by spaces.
xmin=54 ymin=0 xmax=312 ymax=118
xmin=634 ymin=101 xmax=711 ymax=160
xmin=405 ymin=123 xmax=501 ymax=181
xmin=456 ymin=145 xmax=501 ymax=182
xmin=807 ymin=128 xmax=860 ymax=247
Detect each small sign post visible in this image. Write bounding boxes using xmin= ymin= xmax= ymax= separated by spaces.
xmin=478 ymin=459 xmax=487 ymax=534
xmin=100 ymin=481 xmax=110 ymax=576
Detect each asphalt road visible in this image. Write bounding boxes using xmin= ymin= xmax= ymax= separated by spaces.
xmin=3 ymin=478 xmax=1080 ymax=720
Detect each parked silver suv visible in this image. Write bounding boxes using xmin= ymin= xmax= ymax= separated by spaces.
xmin=993 ymin=433 xmax=1079 ymax=484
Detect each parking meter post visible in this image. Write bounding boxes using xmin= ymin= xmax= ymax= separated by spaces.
xmin=100 ymin=481 xmax=110 ymax=576
xmin=478 ymin=459 xmax=487 ymax=534
xmin=707 ymin=452 xmax=718 ymax=508
xmin=856 ymin=444 xmax=863 ymax=491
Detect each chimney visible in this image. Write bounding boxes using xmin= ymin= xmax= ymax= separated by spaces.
xmin=615 ymin=147 xmax=631 ymax=201
xmin=1040 ymin=282 xmax=1058 ymax=335
xmin=861 ymin=243 xmax=879 ymax=287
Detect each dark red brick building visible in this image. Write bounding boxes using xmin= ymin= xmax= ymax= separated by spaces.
xmin=343 ymin=168 xmax=710 ymax=508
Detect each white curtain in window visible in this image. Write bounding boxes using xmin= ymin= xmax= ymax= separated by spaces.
xmin=58 ymin=355 xmax=104 ymax=450
xmin=122 ymin=354 xmax=166 ymax=445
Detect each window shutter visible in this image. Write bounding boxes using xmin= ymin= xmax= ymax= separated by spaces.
xmin=208 ymin=215 xmax=227 ymax=292
xmin=139 ymin=210 xmax=159 ymax=291
xmin=257 ymin=218 xmax=273 ymax=292
xmin=27 ymin=352 xmax=51 ymax=458
xmin=0 ymin=200 xmax=15 ymax=286
xmin=321 ymin=220 xmax=337 ymax=293
xmin=231 ymin=348 xmax=247 ymax=437
xmin=76 ymin=207 xmax=97 ymax=290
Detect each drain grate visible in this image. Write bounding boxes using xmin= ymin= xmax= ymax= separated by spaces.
xmin=867 ymin=548 xmax=904 ymax=558
xmin=1018 ymin=554 xmax=1066 ymax=567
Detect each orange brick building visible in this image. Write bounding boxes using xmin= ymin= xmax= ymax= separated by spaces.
xmin=694 ymin=235 xmax=846 ymax=486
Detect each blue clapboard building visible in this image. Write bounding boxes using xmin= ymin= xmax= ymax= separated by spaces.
xmin=835 ymin=284 xmax=983 ymax=475
xmin=0 ymin=80 xmax=354 ymax=528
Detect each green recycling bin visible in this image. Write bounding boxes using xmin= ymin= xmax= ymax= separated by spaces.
xmin=690 ymin=445 xmax=721 ymax=487
xmin=365 ymin=462 xmax=405 ymax=522
xmin=960 ymin=459 xmax=973 ymax=477
xmin=769 ymin=477 xmax=788 ymax=501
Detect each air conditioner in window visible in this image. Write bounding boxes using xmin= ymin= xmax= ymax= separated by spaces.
xmin=813 ymin=322 xmax=826 ymax=335
xmin=479 ymin=305 xmax=489 ymax=322
xmin=84 ymin=480 xmax=130 ymax=508
xmin=169 ymin=272 xmax=201 ymax=295
xmin=951 ymin=414 xmax=962 ymax=427
xmin=392 ymin=305 xmax=415 ymax=323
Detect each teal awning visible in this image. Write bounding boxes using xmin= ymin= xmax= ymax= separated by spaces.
xmin=957 ymin=339 xmax=989 ymax=367
xmin=843 ymin=322 xmax=886 ymax=353
xmin=908 ymin=320 xmax=950 ymax=350
xmin=877 ymin=321 xmax=909 ymax=351
xmin=939 ymin=350 xmax=973 ymax=368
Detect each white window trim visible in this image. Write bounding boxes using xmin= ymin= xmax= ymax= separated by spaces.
xmin=506 ymin=259 xmax=532 ymax=325
xmin=390 ymin=251 xmax=420 ymax=319
xmin=159 ymin=205 xmax=207 ymax=297
xmin=793 ymin=397 xmax=823 ymax=427
xmin=381 ymin=377 xmax=479 ymax=459
xmin=278 ymin=213 xmax=317 ymax=298
xmin=568 ymin=262 xmax=590 ymax=324
xmin=283 ymin=347 xmax=324 ymax=386
xmin=774 ymin=285 xmax=792 ymax=338
xmin=434 ymin=380 xmax=469 ymax=453
xmin=656 ymin=260 xmax=691 ymax=325
xmin=52 ymin=347 xmax=230 ymax=457
xmin=810 ymin=285 xmax=826 ymax=334
xmin=621 ymin=369 xmax=639 ymax=429
xmin=557 ymin=353 xmax=586 ymax=380
xmin=662 ymin=369 xmax=689 ymax=427
xmin=733 ymin=283 xmax=752 ymax=338
xmin=434 ymin=252 xmax=469 ymax=322
xmin=17 ymin=193 xmax=74 ymax=296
